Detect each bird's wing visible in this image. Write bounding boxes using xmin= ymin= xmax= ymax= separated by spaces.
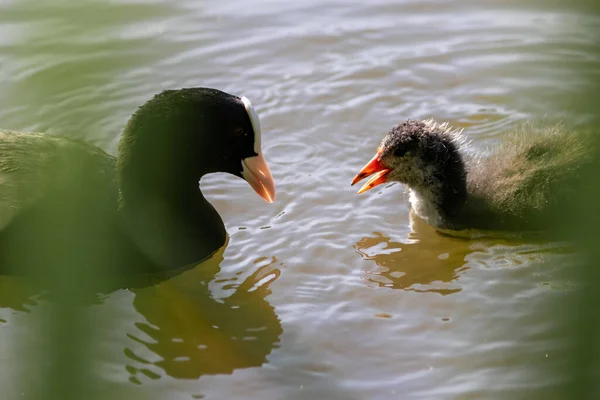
xmin=0 ymin=129 xmax=116 ymax=230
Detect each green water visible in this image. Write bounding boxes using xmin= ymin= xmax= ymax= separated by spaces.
xmin=0 ymin=0 xmax=599 ymax=399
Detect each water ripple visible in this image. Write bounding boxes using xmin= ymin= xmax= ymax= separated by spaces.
xmin=0 ymin=0 xmax=597 ymax=398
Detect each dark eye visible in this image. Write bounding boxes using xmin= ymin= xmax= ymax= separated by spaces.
xmin=233 ymin=128 xmax=244 ymax=138
xmin=394 ymin=147 xmax=408 ymax=157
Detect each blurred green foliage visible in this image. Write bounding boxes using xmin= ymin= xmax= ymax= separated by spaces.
xmin=1 ymin=1 xmax=599 ymax=399
xmin=556 ymin=2 xmax=600 ymax=399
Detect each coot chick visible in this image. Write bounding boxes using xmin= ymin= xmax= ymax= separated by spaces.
xmin=0 ymin=88 xmax=275 ymax=281
xmin=351 ymin=119 xmax=596 ymax=234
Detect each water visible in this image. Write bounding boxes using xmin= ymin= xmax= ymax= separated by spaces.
xmin=0 ymin=0 xmax=598 ymax=398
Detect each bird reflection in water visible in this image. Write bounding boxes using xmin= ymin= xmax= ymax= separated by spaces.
xmin=354 ymin=213 xmax=473 ymax=295
xmin=0 ymin=238 xmax=284 ymax=385
xmin=0 ymin=275 xmax=42 ymax=312
xmin=125 ymin=245 xmax=283 ymax=383
xmin=355 ymin=211 xmax=576 ymax=295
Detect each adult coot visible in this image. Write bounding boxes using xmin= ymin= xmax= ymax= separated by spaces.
xmin=0 ymin=87 xmax=275 ymax=281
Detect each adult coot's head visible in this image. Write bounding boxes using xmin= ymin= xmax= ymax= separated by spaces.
xmin=118 ymin=87 xmax=276 ymax=203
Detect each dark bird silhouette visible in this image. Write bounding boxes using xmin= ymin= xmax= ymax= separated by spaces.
xmin=0 ymin=87 xmax=276 ymax=288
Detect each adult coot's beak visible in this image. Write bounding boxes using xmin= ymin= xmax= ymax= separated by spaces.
xmin=242 ymin=152 xmax=276 ymax=203
xmin=351 ymin=150 xmax=390 ymax=194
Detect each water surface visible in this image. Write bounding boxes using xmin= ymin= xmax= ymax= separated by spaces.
xmin=0 ymin=0 xmax=598 ymax=398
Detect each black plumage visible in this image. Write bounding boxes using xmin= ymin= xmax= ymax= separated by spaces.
xmin=0 ymin=87 xmax=275 ymax=288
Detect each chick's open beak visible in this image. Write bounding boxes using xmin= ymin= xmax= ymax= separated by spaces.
xmin=351 ymin=150 xmax=390 ymax=194
xmin=242 ymin=152 xmax=276 ymax=203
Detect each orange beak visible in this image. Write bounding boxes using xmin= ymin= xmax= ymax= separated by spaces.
xmin=242 ymin=152 xmax=276 ymax=203
xmin=351 ymin=149 xmax=391 ymax=194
